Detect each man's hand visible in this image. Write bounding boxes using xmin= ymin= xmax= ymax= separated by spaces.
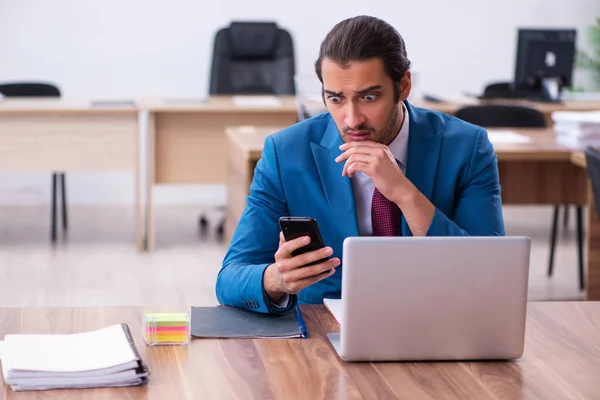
xmin=335 ymin=140 xmax=435 ymax=236
xmin=335 ymin=141 xmax=406 ymax=203
xmin=263 ymin=232 xmax=340 ymax=303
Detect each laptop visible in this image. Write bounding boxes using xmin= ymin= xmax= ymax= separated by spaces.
xmin=324 ymin=236 xmax=531 ymax=362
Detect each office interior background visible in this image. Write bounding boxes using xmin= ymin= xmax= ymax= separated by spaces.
xmin=1 ymin=0 xmax=600 ymax=307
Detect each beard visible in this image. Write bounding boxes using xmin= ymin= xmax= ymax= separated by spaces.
xmin=378 ymin=104 xmax=400 ymax=146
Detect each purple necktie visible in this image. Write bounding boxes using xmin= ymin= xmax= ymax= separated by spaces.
xmin=371 ymin=187 xmax=402 ymax=236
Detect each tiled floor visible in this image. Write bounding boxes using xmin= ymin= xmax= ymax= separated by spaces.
xmin=0 ymin=204 xmax=585 ymax=307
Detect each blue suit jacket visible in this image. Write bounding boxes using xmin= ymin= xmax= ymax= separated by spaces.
xmin=216 ymin=101 xmax=505 ymax=314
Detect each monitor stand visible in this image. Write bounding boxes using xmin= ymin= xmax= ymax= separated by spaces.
xmin=527 ymin=77 xmax=564 ymax=103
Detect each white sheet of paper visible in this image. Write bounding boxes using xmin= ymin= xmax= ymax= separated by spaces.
xmin=2 ymin=324 xmax=136 ymax=373
xmin=0 ymin=340 xmax=4 ymax=360
xmin=232 ymin=95 xmax=282 ymax=107
xmin=487 ymin=130 xmax=533 ymax=144
xmin=323 ymin=299 xmax=343 ymax=327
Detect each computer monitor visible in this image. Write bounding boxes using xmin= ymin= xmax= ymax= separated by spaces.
xmin=513 ymin=28 xmax=577 ymax=103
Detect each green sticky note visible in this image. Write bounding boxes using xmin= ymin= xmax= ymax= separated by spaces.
xmin=144 ymin=313 xmax=189 ymax=327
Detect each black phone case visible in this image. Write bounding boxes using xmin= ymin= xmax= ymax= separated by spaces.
xmin=279 ymin=217 xmax=328 ymax=267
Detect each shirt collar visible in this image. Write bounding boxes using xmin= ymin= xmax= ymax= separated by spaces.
xmin=387 ymin=102 xmax=409 ymax=169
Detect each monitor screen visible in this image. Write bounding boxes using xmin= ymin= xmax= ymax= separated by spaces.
xmin=514 ymin=29 xmax=577 ymax=89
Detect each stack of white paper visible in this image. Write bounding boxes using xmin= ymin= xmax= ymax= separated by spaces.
xmin=486 ymin=130 xmax=533 ymax=145
xmin=0 ymin=324 xmax=149 ymax=392
xmin=552 ymin=111 xmax=600 ymax=149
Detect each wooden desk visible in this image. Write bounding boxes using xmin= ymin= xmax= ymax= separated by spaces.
xmin=143 ymin=96 xmax=299 ymax=250
xmin=0 ymin=99 xmax=143 ymax=249
xmin=1 ymin=302 xmax=600 ymax=399
xmin=225 ymin=126 xmax=282 ymax=241
xmin=492 ymin=129 xmax=587 ymax=205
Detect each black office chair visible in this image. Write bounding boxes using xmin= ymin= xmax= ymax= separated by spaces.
xmin=455 ymin=105 xmax=585 ymax=290
xmin=209 ymin=21 xmax=296 ymax=95
xmin=0 ymin=82 xmax=67 ymax=243
xmin=455 ymin=105 xmax=546 ymax=127
xmin=200 ymin=21 xmax=296 ymax=238
xmin=480 ymin=81 xmax=539 ymax=100
xmin=482 ymin=82 xmax=514 ymax=99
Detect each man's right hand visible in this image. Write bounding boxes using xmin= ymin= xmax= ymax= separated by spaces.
xmin=263 ymin=232 xmax=340 ymax=303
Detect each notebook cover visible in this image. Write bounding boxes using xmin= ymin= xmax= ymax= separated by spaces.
xmin=190 ymin=306 xmax=307 ymax=338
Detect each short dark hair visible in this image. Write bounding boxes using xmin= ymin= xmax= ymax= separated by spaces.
xmin=314 ymin=15 xmax=411 ymax=102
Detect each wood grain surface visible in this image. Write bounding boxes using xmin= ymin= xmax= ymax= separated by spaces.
xmin=1 ymin=303 xmax=600 ymax=399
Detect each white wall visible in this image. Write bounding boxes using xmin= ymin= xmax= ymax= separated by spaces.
xmin=1 ymin=0 xmax=599 ymax=205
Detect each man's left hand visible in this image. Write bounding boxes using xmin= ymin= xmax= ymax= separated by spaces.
xmin=335 ymin=141 xmax=406 ymax=203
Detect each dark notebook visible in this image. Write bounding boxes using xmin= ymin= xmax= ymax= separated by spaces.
xmin=191 ymin=306 xmax=307 ymax=338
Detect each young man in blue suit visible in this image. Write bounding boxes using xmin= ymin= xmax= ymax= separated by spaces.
xmin=216 ymin=15 xmax=505 ymax=314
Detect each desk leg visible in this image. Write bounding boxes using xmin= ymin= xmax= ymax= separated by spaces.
xmin=146 ymin=112 xmax=156 ymax=252
xmin=586 ymin=185 xmax=600 ymax=300
xmin=136 ymin=112 xmax=144 ymax=251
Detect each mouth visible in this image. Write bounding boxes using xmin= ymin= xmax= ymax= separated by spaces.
xmin=346 ymin=131 xmax=371 ymax=141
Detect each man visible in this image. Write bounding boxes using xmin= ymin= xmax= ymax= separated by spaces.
xmin=215 ymin=15 xmax=505 ymax=314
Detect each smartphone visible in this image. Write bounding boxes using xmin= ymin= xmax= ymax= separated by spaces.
xmin=278 ymin=216 xmax=328 ymax=266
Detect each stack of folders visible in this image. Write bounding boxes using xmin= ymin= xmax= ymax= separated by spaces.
xmin=0 ymin=324 xmax=149 ymax=392
xmin=552 ymin=111 xmax=600 ymax=149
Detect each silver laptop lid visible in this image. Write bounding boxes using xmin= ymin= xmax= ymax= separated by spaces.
xmin=337 ymin=236 xmax=531 ymax=361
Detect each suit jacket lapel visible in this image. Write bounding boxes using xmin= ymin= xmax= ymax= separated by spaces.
xmin=403 ymin=101 xmax=442 ymax=235
xmin=311 ymin=118 xmax=359 ymax=238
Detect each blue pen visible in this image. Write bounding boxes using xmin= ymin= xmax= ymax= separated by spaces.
xmin=294 ymin=306 xmax=308 ymax=338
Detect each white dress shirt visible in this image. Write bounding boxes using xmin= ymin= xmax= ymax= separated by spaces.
xmin=271 ymin=103 xmax=410 ymax=309
xmin=351 ymin=102 xmax=410 ymax=236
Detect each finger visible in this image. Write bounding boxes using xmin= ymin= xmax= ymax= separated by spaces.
xmin=335 ymin=146 xmax=379 ymax=163
xmin=279 ymin=231 xmax=285 ymax=247
xmin=342 ymin=154 xmax=374 ymax=176
xmin=346 ymin=161 xmax=371 ymax=178
xmin=287 ymin=246 xmax=333 ymax=270
xmin=339 ymin=141 xmax=384 ymax=151
xmin=284 ymin=258 xmax=340 ymax=287
xmin=277 ymin=235 xmax=311 ymax=258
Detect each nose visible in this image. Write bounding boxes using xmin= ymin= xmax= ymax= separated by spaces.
xmin=343 ymin=103 xmax=366 ymax=129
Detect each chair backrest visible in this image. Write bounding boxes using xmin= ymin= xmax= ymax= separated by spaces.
xmin=585 ymin=147 xmax=600 ymax=220
xmin=0 ymin=82 xmax=60 ymax=97
xmin=482 ymin=82 xmax=514 ymax=98
xmin=455 ymin=105 xmax=546 ymax=128
xmin=209 ymin=21 xmax=296 ymax=95
xmin=481 ymin=81 xmax=541 ymax=100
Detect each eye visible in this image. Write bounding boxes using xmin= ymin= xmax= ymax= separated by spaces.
xmin=363 ymin=94 xmax=378 ymax=102
xmin=328 ymin=96 xmax=342 ymax=104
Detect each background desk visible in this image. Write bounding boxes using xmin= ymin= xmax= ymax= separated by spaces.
xmin=413 ymin=99 xmax=600 ymax=127
xmin=1 ymin=303 xmax=600 ymax=399
xmin=143 ymin=96 xmax=299 ymax=250
xmin=0 ymin=99 xmax=143 ymax=249
xmin=225 ymin=126 xmax=598 ymax=298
